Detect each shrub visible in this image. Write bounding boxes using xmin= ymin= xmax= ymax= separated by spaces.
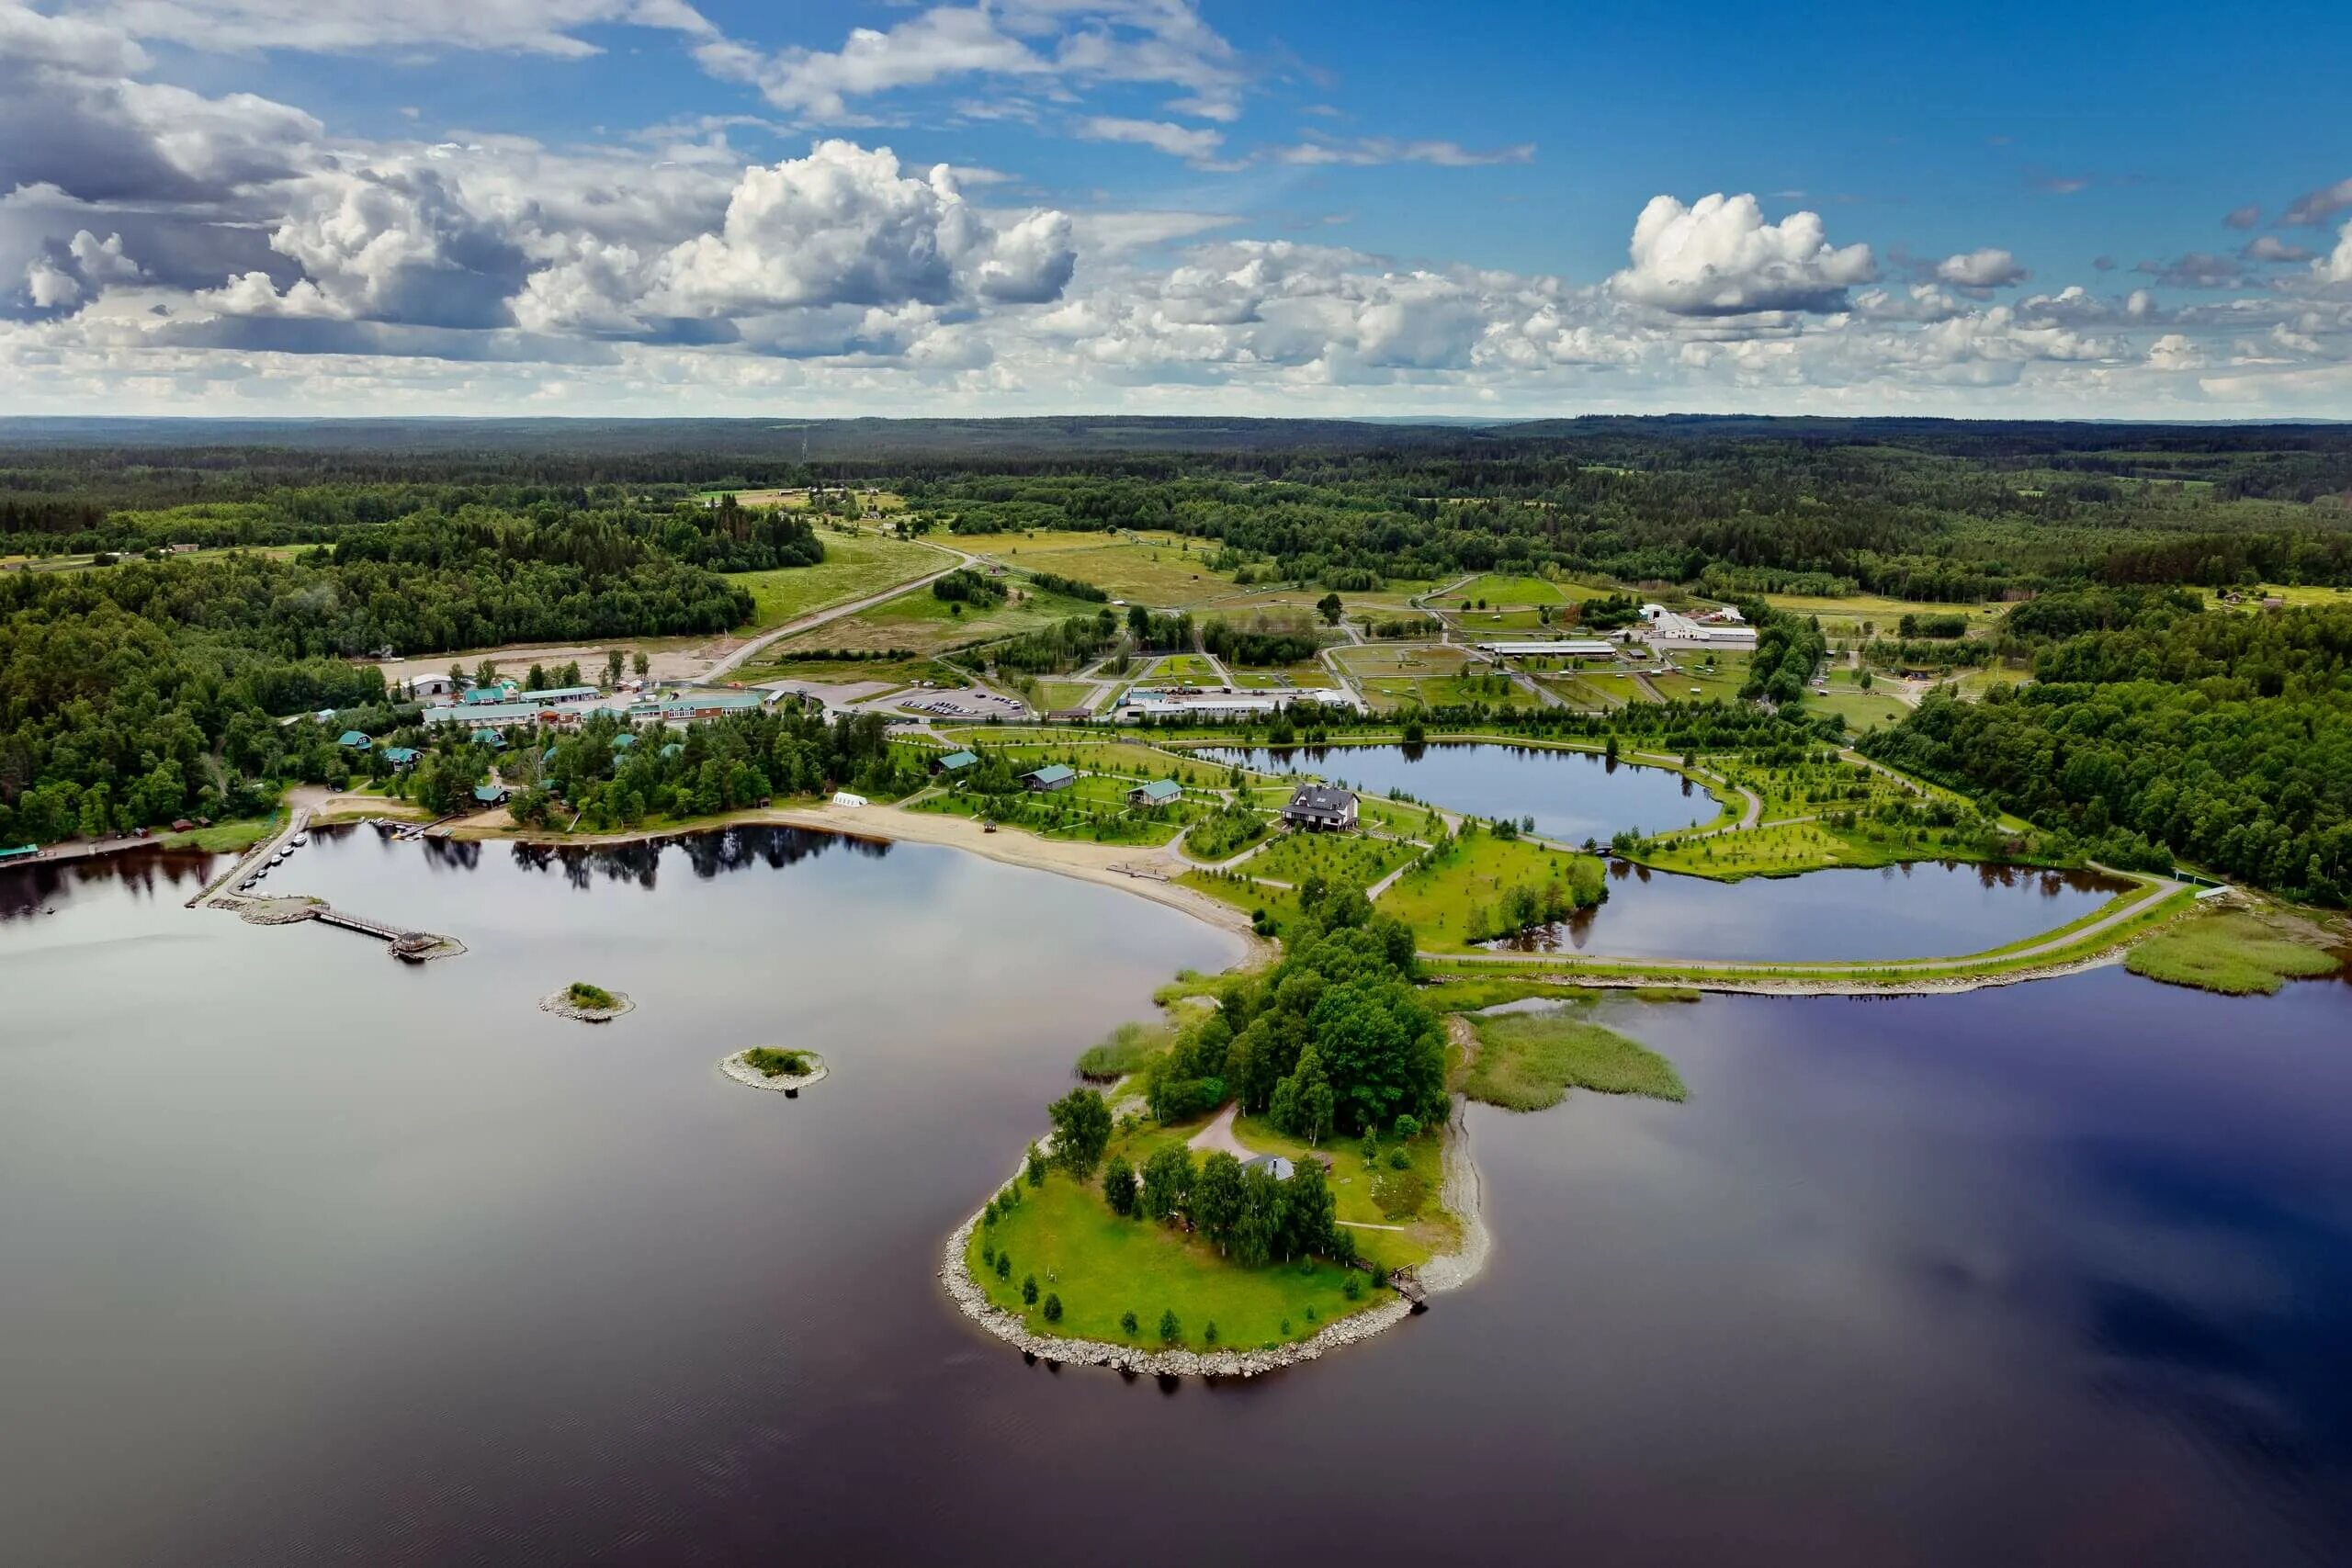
xmin=1204 ymin=1321 xmax=1218 ymax=1345
xmin=1343 ymin=1272 xmax=1362 ymax=1301
xmin=1387 ymin=1146 xmax=1410 ymax=1169
xmin=1159 ymin=1308 xmax=1180 ymax=1343
xmin=1075 ymin=1021 xmax=1170 ymax=1080
xmin=994 ymin=1253 xmax=1011 ymax=1280
xmin=1043 ymin=1293 xmax=1063 ymax=1323
xmin=1024 ymin=1143 xmax=1046 ymax=1187
xmin=1022 ymin=1274 xmax=1038 ymax=1306
xmin=980 ymin=1240 xmax=996 ymax=1267
xmin=1394 ymin=1113 xmax=1421 ymax=1141
xmin=741 ymin=1045 xmax=811 ymax=1078
xmin=1120 ymin=1310 xmax=1138 ymax=1337
xmin=565 ymin=980 xmax=616 ymax=1010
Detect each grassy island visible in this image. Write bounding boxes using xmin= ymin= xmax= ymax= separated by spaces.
xmin=2125 ymin=909 xmax=2344 ymax=995
xmin=1466 ymin=1010 xmax=1687 ymax=1110
xmin=566 ymin=981 xmax=618 ymax=1010
xmin=741 ymin=1046 xmax=816 ymax=1077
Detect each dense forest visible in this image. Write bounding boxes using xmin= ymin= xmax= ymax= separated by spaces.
xmin=1862 ymin=592 xmax=2352 ymax=903
xmin=6 ymin=418 xmax=2352 ymax=903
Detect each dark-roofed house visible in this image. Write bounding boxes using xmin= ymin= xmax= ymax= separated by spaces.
xmin=337 ymin=730 xmax=372 ymax=750
xmin=1282 ymin=783 xmax=1358 ymax=832
xmin=1023 ymin=763 xmax=1078 ymax=793
xmin=1243 ymin=1154 xmax=1296 ymax=1180
xmin=932 ymin=749 xmax=979 ymax=777
xmin=1128 ymin=778 xmax=1183 ymax=808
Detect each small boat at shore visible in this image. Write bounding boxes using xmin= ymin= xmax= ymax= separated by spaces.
xmin=291 ymin=834 xmax=308 ymax=848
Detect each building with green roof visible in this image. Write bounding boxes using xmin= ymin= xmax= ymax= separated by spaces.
xmin=337 ymin=730 xmax=372 ymax=750
xmin=931 ymin=749 xmax=979 ymax=776
xmin=1023 ymin=763 xmax=1078 ymax=793
xmin=1128 ymin=778 xmax=1183 ymax=807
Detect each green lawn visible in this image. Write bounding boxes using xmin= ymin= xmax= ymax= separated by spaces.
xmin=1465 ymin=1010 xmax=1687 ymax=1110
xmin=1146 ymin=653 xmax=1224 ymax=683
xmin=1449 ymin=572 xmax=1569 ymax=607
xmin=966 ymin=1168 xmax=1387 ymax=1350
xmin=1333 ymin=644 xmax=1471 ymax=676
xmin=1375 ymin=833 xmax=1608 ymax=951
xmin=1231 ymin=1113 xmax=1445 ymax=1270
xmin=947 ymin=531 xmax=1237 ymax=607
xmin=728 ymin=530 xmax=946 ymax=630
xmin=1360 ymin=674 xmax=1537 ymax=712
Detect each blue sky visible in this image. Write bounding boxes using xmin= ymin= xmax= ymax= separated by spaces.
xmin=4 ymin=0 xmax=2349 ymax=417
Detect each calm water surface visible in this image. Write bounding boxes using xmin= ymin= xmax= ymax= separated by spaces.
xmin=1544 ymin=859 xmax=2132 ymax=962
xmin=1194 ymin=741 xmax=1711 ymax=844
xmin=4 ymin=831 xmax=2348 ymax=1566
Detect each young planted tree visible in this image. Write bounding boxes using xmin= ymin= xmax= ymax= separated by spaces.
xmin=1102 ymin=1153 xmax=1138 ymax=1217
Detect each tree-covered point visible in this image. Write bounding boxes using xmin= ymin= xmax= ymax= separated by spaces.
xmin=1146 ymin=882 xmax=1442 ymax=1136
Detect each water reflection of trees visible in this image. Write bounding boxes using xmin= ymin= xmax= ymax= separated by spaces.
xmin=0 ymin=849 xmax=215 ymax=921
xmin=501 ymin=826 xmax=889 ymax=893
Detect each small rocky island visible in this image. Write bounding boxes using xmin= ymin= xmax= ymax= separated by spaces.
xmin=540 ymin=981 xmax=635 ymax=1022
xmin=721 ymin=1046 xmax=829 ymax=1090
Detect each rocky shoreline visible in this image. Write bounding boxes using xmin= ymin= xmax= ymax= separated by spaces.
xmin=539 ymin=989 xmax=635 ymax=1023
xmin=719 ymin=1049 xmax=829 ymax=1090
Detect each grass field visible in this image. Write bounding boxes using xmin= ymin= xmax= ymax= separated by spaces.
xmin=1763 ymin=592 xmax=2001 ymax=637
xmin=1447 ymin=573 xmax=1570 ymax=606
xmin=1376 ymin=833 xmax=1608 ymax=951
xmin=2124 ymin=909 xmax=2343 ymax=994
xmin=1334 ymin=644 xmax=1471 ymax=676
xmin=1812 ymin=667 xmax=1915 ymax=731
xmin=1240 ymin=829 xmax=1419 ymax=892
xmin=1233 ymin=1113 xmax=1446 ymax=1269
xmin=1664 ymin=651 xmax=1750 ymax=703
xmin=1145 ymin=653 xmax=1224 ymax=683
xmin=1465 ymin=1009 xmax=1687 ymax=1110
xmin=1030 ymin=680 xmax=1101 ymax=712
xmin=945 ymin=530 xmax=1234 ymax=606
xmin=1228 ymin=662 xmax=1337 ymax=689
xmin=1360 ymin=674 xmax=1538 ymax=712
xmin=728 ymin=530 xmax=946 ymax=630
xmin=763 ymin=577 xmax=1100 ymax=658
xmin=1538 ymin=673 xmax=1630 ymax=708
xmin=967 ymin=1167 xmax=1386 ymax=1350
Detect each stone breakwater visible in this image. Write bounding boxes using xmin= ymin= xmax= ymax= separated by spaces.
xmin=539 ymin=989 xmax=635 ymax=1023
xmin=719 ymin=1050 xmax=829 ymax=1090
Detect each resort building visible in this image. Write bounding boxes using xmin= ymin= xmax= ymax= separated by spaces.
xmin=1282 ymin=783 xmax=1359 ymax=832
xmin=1128 ymin=778 xmax=1184 ymax=808
xmin=931 ymin=749 xmax=980 ymax=777
xmin=336 ymin=730 xmax=372 ymax=750
xmin=1471 ymin=639 xmax=1616 ymax=659
xmin=1024 ymin=763 xmax=1079 ymax=793
xmin=380 ymin=746 xmax=422 ymax=771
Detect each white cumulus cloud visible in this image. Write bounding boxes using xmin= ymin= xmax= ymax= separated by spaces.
xmin=1610 ymin=193 xmax=1876 ymax=317
xmin=1935 ymin=247 xmax=2027 ymax=288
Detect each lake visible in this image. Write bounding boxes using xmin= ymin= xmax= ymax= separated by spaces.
xmin=1193 ymin=741 xmax=1711 ymax=845
xmin=4 ymin=831 xmax=2347 ymax=1565
xmin=1533 ymin=859 xmax=2132 ymax=963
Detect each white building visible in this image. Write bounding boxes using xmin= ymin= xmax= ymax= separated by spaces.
xmin=1472 ymin=639 xmax=1616 ymax=659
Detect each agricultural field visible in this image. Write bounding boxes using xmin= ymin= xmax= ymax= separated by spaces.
xmin=946 ymin=531 xmax=1234 ymax=606
xmin=728 ymin=529 xmax=948 ymax=630
xmin=1333 ymin=644 xmax=1471 ymax=677
xmin=761 ymin=577 xmax=1102 ymax=659
xmin=1766 ymin=591 xmax=2002 ymax=639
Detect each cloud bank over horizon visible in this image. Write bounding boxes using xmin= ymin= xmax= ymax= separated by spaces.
xmin=2 ymin=0 xmax=2347 ymax=420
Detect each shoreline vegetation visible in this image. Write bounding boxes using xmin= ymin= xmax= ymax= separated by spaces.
xmin=541 ymin=982 xmax=633 ymax=1022
xmin=722 ymin=1047 xmax=829 ymax=1090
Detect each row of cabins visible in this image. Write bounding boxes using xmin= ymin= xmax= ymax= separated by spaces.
xmin=419 ymin=690 xmax=767 ymax=731
xmin=926 ymin=749 xmax=1183 ymax=809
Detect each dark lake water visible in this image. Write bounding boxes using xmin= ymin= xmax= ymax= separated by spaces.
xmin=1193 ymin=741 xmax=1713 ymax=844
xmin=1541 ymin=859 xmax=2133 ymax=963
xmin=5 ymin=832 xmax=2348 ymax=1566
